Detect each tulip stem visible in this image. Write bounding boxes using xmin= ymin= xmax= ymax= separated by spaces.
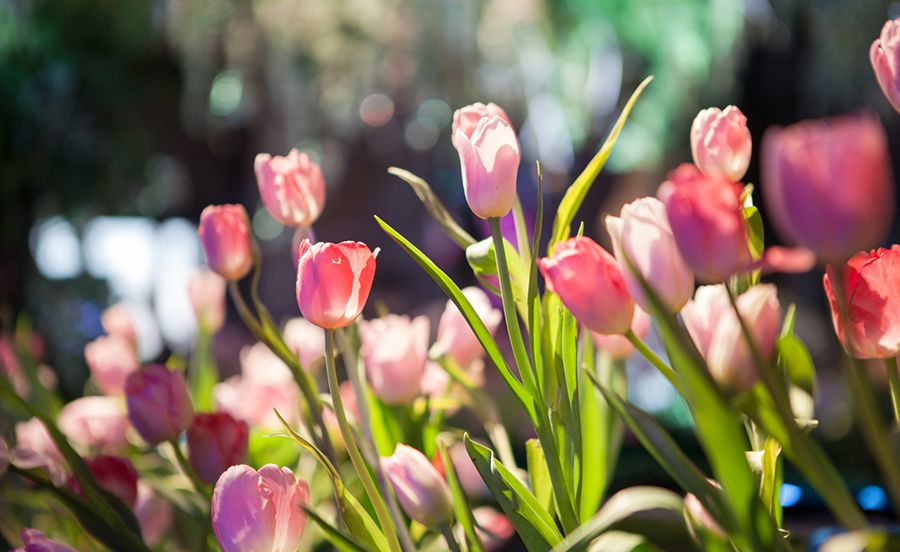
xmin=439 ymin=523 xmax=463 ymax=552
xmin=168 ymin=440 xmax=211 ymax=500
xmin=324 ymin=329 xmax=403 ymax=552
xmin=625 ymin=330 xmax=683 ymax=394
xmin=887 ymin=357 xmax=900 ymax=428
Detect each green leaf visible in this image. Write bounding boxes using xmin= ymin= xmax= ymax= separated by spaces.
xmin=548 ymin=76 xmax=653 ymax=250
xmin=777 ymin=333 xmax=816 ymax=396
xmin=464 ymin=434 xmax=563 ymax=552
xmin=188 ymin=327 xmax=218 ymax=411
xmin=387 ymin=167 xmax=476 ymax=248
xmin=466 ymin=236 xmax=530 ymax=318
xmin=550 ymin=487 xmax=683 ymax=552
xmin=303 ymin=506 xmax=368 ymax=552
xmin=247 ymin=428 xmax=300 ymax=468
xmin=526 ymin=439 xmax=554 ymax=515
xmin=438 ymin=440 xmax=486 ymax=552
xmin=376 ymin=216 xmax=533 ymax=420
xmin=761 ymin=438 xmax=783 ymax=527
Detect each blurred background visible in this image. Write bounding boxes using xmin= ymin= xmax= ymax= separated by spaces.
xmin=3 ymin=0 xmax=900 ymax=532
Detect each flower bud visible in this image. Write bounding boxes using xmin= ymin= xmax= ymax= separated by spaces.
xmin=125 ymin=364 xmax=194 ymax=444
xmin=432 ymin=286 xmax=502 ymax=369
xmin=538 ymin=236 xmax=634 ymax=334
xmin=101 ymin=303 xmax=137 ymax=345
xmin=212 ymin=464 xmax=309 ymax=552
xmin=84 ymin=335 xmax=139 ymax=395
xmin=296 ymin=240 xmax=378 ymax=329
xmin=382 ymin=444 xmax=454 ymax=528
xmin=13 ymin=418 xmax=65 ymax=484
xmin=254 ymin=149 xmax=326 ymax=227
xmin=690 ymin=106 xmax=752 ymax=182
xmin=71 ymin=455 xmax=139 ymax=507
xmin=188 ymin=268 xmax=227 ymax=332
xmin=198 ymin=204 xmax=253 ymax=281
xmin=283 ymin=317 xmax=325 ymax=372
xmin=452 ymin=102 xmax=513 ymax=149
xmin=473 ymin=507 xmax=515 ymax=552
xmin=14 ymin=528 xmax=77 ymax=552
xmin=454 ymin=116 xmax=520 ymax=219
xmin=135 ymin=482 xmax=173 ymax=547
xmin=58 ymin=396 xmax=128 ymax=453
xmin=871 ymin=19 xmax=900 ymax=113
xmin=360 ymin=315 xmax=429 ymax=405
xmin=187 ymin=412 xmax=249 ymax=484
xmin=591 ymin=306 xmax=651 ymax=361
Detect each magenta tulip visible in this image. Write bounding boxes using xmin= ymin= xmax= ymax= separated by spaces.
xmin=198 ymin=204 xmax=253 ymax=281
xmin=382 ymin=444 xmax=453 ymax=528
xmin=360 ymin=315 xmax=429 ymax=405
xmin=13 ymin=529 xmax=77 ymax=552
xmin=125 ymin=364 xmax=194 ymax=444
xmin=255 ymin=149 xmax=326 ymax=227
xmin=454 ymin=116 xmax=520 ymax=219
xmin=296 ymin=240 xmax=377 ymax=330
xmin=691 ymin=106 xmax=752 ymax=182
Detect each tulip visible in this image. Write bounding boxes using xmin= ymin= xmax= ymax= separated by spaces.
xmin=187 ymin=412 xmax=249 ymax=484
xmin=538 ymin=236 xmax=634 ymax=334
xmin=682 ymin=284 xmax=781 ymax=392
xmin=592 ymin=306 xmax=651 ymax=361
xmin=360 ymin=315 xmax=429 ymax=405
xmin=451 ymin=102 xmax=514 ymax=149
xmin=454 ymin=116 xmax=520 ymax=219
xmin=690 ymin=106 xmax=752 ymax=182
xmin=215 ymin=343 xmax=300 ymax=429
xmin=658 ymin=163 xmax=754 ymax=282
xmin=283 ymin=317 xmax=326 ymax=371
xmin=71 ymin=455 xmax=139 ymax=507
xmin=762 ymin=114 xmax=894 ymax=262
xmin=255 ymin=149 xmax=326 ymax=227
xmin=473 ymin=507 xmax=515 ymax=552
xmin=823 ymin=246 xmax=900 ymax=359
xmin=101 ymin=303 xmax=137 ymax=345
xmin=125 ymin=364 xmax=194 ymax=444
xmin=211 ymin=464 xmax=309 ymax=552
xmin=135 ymin=482 xmax=173 ymax=547
xmin=198 ymin=204 xmax=253 ymax=281
xmin=188 ymin=268 xmax=227 ymax=332
xmin=296 ymin=239 xmax=378 ymax=329
xmin=13 ymin=529 xmax=77 ymax=552
xmin=382 ymin=444 xmax=454 ymax=528
xmin=431 ymin=286 xmax=502 ymax=369
xmin=606 ymin=197 xmax=694 ymax=312
xmin=871 ymin=19 xmax=900 ymax=112
xmin=323 ymin=382 xmax=360 ymax=446
xmin=84 ymin=335 xmax=140 ymax=396
xmin=12 ymin=418 xmax=65 ymax=484
xmin=58 ymin=396 xmax=128 ymax=453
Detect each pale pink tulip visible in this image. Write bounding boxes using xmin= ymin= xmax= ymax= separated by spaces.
xmin=360 ymin=315 xmax=429 ymax=405
xmin=214 ymin=343 xmax=300 ymax=428
xmin=135 ymin=482 xmax=173 ymax=547
xmin=198 ymin=204 xmax=253 ymax=281
xmin=125 ymin=365 xmax=194 ymax=444
xmin=296 ymin=240 xmax=378 ymax=329
xmin=691 ymin=106 xmax=752 ymax=182
xmin=84 ymin=335 xmax=139 ymax=396
xmin=452 ymin=102 xmax=514 ymax=149
xmin=454 ymin=116 xmax=520 ymax=219
xmin=101 ymin=304 xmax=137 ymax=345
xmin=13 ymin=529 xmax=77 ymax=552
xmin=188 ymin=268 xmax=227 ymax=332
xmin=592 ymin=306 xmax=651 ymax=361
xmin=255 ymin=149 xmax=326 ymax=227
xmin=431 ymin=286 xmax=502 ymax=368
xmin=382 ymin=444 xmax=454 ymax=528
xmin=283 ymin=317 xmax=326 ymax=372
xmin=58 ymin=396 xmax=129 ymax=453
xmin=12 ymin=418 xmax=65 ymax=484
xmin=871 ymin=19 xmax=900 ymax=112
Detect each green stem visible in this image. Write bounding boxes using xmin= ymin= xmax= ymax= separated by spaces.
xmin=439 ymin=523 xmax=463 ymax=552
xmin=625 ymin=329 xmax=683 ymax=394
xmin=887 ymin=357 xmax=900 ymax=428
xmin=324 ymin=329 xmax=402 ymax=552
xmin=168 ymin=440 xmax=211 ymax=500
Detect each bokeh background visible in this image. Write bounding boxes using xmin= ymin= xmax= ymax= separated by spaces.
xmin=3 ymin=0 xmax=900 ymax=534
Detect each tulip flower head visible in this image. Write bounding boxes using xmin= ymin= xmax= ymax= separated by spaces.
xmin=187 ymin=268 xmax=227 ymax=332
xmin=211 ymin=464 xmax=309 ymax=552
xmin=382 ymin=444 xmax=454 ymax=528
xmin=454 ymin=116 xmax=520 ymax=219
xmin=101 ymin=303 xmax=137 ymax=345
xmin=592 ymin=306 xmax=651 ymax=361
xmin=14 ymin=529 xmax=78 ymax=552
xmin=452 ymin=102 xmax=514 ymax=149
xmin=283 ymin=317 xmax=326 ymax=372
xmin=215 ymin=343 xmax=300 ymax=429
xmin=431 ymin=286 xmax=502 ymax=369
xmin=125 ymin=364 xmax=194 ymax=444
xmin=198 ymin=204 xmax=254 ymax=281
xmin=824 ymin=246 xmax=900 ymax=359
xmin=71 ymin=455 xmax=139 ymax=507
xmin=135 ymin=482 xmax=173 ymax=547
xmin=871 ymin=19 xmax=900 ymax=113
xmin=691 ymin=106 xmax=752 ymax=182
xmin=58 ymin=396 xmax=129 ymax=453
xmin=360 ymin=314 xmax=429 ymax=405
xmin=187 ymin=412 xmax=249 ymax=484
xmin=296 ymin=239 xmax=378 ymax=330
xmin=539 ymin=236 xmax=634 ymax=335
xmin=84 ymin=335 xmax=139 ymax=396
xmin=255 ymin=149 xmax=326 ymax=227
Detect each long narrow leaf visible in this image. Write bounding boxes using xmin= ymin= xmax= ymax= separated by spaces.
xmin=438 ymin=440 xmax=486 ymax=552
xmin=387 ymin=167 xmax=476 ymax=248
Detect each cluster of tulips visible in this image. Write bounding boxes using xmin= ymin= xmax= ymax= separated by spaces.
xmin=4 ymin=17 xmax=900 ymax=552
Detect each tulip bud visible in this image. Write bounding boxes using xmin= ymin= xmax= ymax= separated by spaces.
xmin=658 ymin=164 xmax=754 ymax=282
xmin=71 ymin=455 xmax=139 ymax=507
xmin=198 ymin=204 xmax=253 ymax=281
xmin=871 ymin=19 xmax=900 ymax=113
xmin=295 ymin=240 xmax=378 ymax=330
xmin=13 ymin=418 xmax=65 ymax=484
xmin=15 ymin=529 xmax=78 ymax=552
xmin=212 ymin=464 xmax=309 ymax=552
xmin=382 ymin=444 xmax=454 ymax=528
xmin=824 ymin=245 xmax=900 ymax=359
xmin=254 ymin=149 xmax=326 ymax=227
xmin=431 ymin=286 xmax=502 ymax=369
xmin=592 ymin=306 xmax=651 ymax=361
xmin=135 ymin=482 xmax=173 ymax=547
xmin=538 ymin=236 xmax=634 ymax=334
xmin=283 ymin=317 xmax=326 ymax=372
xmin=762 ymin=114 xmax=894 ymax=262
xmin=360 ymin=315 xmax=429 ymax=405
xmin=58 ymin=396 xmax=128 ymax=453
xmin=452 ymin=102 xmax=514 ymax=149
xmin=187 ymin=412 xmax=249 ymax=484
xmin=125 ymin=364 xmax=194 ymax=444
xmin=101 ymin=303 xmax=137 ymax=345
xmin=454 ymin=116 xmax=520 ymax=219
xmin=473 ymin=507 xmax=515 ymax=551
xmin=682 ymin=284 xmax=781 ymax=392
xmin=188 ymin=268 xmax=227 ymax=332
xmin=690 ymin=106 xmax=752 ymax=182
xmin=84 ymin=335 xmax=139 ymax=395
xmin=606 ymin=197 xmax=694 ymax=312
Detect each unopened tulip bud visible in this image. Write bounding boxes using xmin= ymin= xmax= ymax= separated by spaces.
xmin=360 ymin=315 xmax=429 ymax=405
xmin=58 ymin=396 xmax=128 ymax=453
xmin=691 ymin=106 xmax=752 ymax=182
xmin=188 ymin=268 xmax=227 ymax=332
xmin=452 ymin=102 xmax=514 ymax=149
xmin=125 ymin=364 xmax=194 ymax=444
xmin=71 ymin=455 xmax=139 ymax=507
xmin=382 ymin=444 xmax=454 ymax=528
xmin=84 ymin=335 xmax=139 ymax=395
xmin=454 ymin=116 xmax=520 ymax=219
xmin=101 ymin=304 xmax=137 ymax=345
xmin=187 ymin=412 xmax=249 ymax=484
xmin=296 ymin=240 xmax=378 ymax=330
xmin=212 ymin=464 xmax=309 ymax=552
xmin=473 ymin=507 xmax=515 ymax=551
xmin=254 ymin=149 xmax=326 ymax=227
xmin=871 ymin=19 xmax=900 ymax=113
xmin=198 ymin=205 xmax=253 ymax=281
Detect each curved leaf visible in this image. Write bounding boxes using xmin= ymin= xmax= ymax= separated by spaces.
xmin=387 ymin=167 xmax=476 ymax=248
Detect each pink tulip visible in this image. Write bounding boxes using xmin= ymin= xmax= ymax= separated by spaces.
xmin=420 ymin=360 xmax=452 ymax=398
xmin=871 ymin=19 xmax=900 ymax=112
xmin=12 ymin=418 xmax=65 ymax=484
xmin=125 ymin=364 xmax=194 ymax=444
xmin=211 ymin=464 xmax=309 ymax=552
xmin=451 ymin=102 xmax=514 ymax=149
xmin=214 ymin=343 xmax=300 ymax=428
xmin=323 ymin=381 xmax=360 ymax=446
xmin=762 ymin=114 xmax=894 ymax=262
xmin=431 ymin=286 xmax=502 ymax=369
xmin=684 ymin=490 xmax=726 ymax=540
xmin=296 ymin=240 xmax=378 ymax=329
xmin=454 ymin=116 xmax=520 ymax=219
xmin=101 ymin=304 xmax=137 ymax=345
xmin=606 ymin=197 xmax=694 ymax=312
xmin=58 ymin=396 xmax=128 ymax=453
xmin=538 ymin=236 xmax=634 ymax=334
xmin=382 ymin=444 xmax=454 ymax=528
xmin=360 ymin=315 xmax=429 ymax=405
xmin=691 ymin=106 xmax=752 ymax=182
xmin=198 ymin=204 xmax=253 ymax=281
xmin=473 ymin=507 xmax=515 ymax=552
xmin=71 ymin=455 xmax=139 ymax=507
xmin=824 ymin=246 xmax=900 ymax=359
xmin=255 ymin=149 xmax=326 ymax=227
xmin=188 ymin=268 xmax=227 ymax=332
xmin=134 ymin=482 xmax=173 ymax=547
xmin=682 ymin=284 xmax=781 ymax=392
xmin=13 ymin=529 xmax=77 ymax=552
xmin=188 ymin=412 xmax=249 ymax=484
xmin=84 ymin=335 xmax=139 ymax=396
xmin=592 ymin=306 xmax=651 ymax=361
xmin=283 ymin=317 xmax=326 ymax=372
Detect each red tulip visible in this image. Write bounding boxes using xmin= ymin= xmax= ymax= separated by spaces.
xmin=187 ymin=412 xmax=249 ymax=484
xmin=295 ymin=240 xmax=378 ymax=329
xmin=198 ymin=204 xmax=253 ymax=281
xmin=71 ymin=455 xmax=139 ymax=507
xmin=254 ymin=149 xmax=326 ymax=227
xmin=125 ymin=364 xmax=194 ymax=444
